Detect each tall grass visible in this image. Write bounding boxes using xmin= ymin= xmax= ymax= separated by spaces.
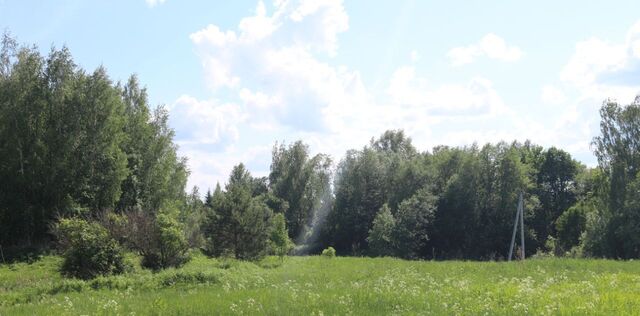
xmin=2 ymin=254 xmax=640 ymax=315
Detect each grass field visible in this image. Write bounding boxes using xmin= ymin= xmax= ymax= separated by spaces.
xmin=2 ymin=254 xmax=640 ymax=315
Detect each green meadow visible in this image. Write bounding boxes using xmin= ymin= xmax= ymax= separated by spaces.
xmin=2 ymin=254 xmax=640 ymax=315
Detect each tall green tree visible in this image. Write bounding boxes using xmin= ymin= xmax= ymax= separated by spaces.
xmin=326 ymin=147 xmax=388 ymax=253
xmin=0 ymin=39 xmax=129 ymax=245
xmin=203 ymin=164 xmax=274 ymax=260
xmin=0 ymin=36 xmax=188 ymax=249
xmin=534 ymin=147 xmax=579 ymax=243
xmin=589 ymin=97 xmax=640 ymax=258
xmin=324 ymin=130 xmax=427 ymax=255
xmin=269 ymin=141 xmax=331 ymax=240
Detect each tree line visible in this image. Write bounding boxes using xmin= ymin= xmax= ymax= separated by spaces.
xmin=1 ymin=36 xmax=640 ymax=274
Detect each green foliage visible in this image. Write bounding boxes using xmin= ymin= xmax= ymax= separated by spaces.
xmin=3 ymin=31 xmax=640 ymax=264
xmin=321 ymin=246 xmax=336 ymax=258
xmin=269 ymin=141 xmax=332 ymax=240
xmin=203 ymin=164 xmax=274 ymax=261
xmin=327 ymin=146 xmax=392 ymax=253
xmin=367 ymin=204 xmax=396 ymax=257
xmin=54 ymin=218 xmax=125 ymax=279
xmin=394 ymin=188 xmax=437 ymax=259
xmin=235 ymin=199 xmax=273 ymax=260
xmin=555 ymin=201 xmax=588 ymax=253
xmin=154 ymin=206 xmax=191 ymax=269
xmin=324 ymin=130 xmax=582 ymax=259
xmin=0 ymin=35 xmax=187 ymax=249
xmin=614 ymin=174 xmax=640 ymax=257
xmin=181 ymin=187 xmax=206 ymax=248
xmin=125 ymin=207 xmax=190 ymax=270
xmin=269 ymin=213 xmax=293 ymax=259
xmin=371 ymin=129 xmax=418 ymax=158
xmin=116 ymin=77 xmax=188 ymax=214
xmin=586 ymin=98 xmax=640 ymax=258
xmin=0 ymin=40 xmax=128 ymax=245
xmin=533 ymin=147 xmax=580 ymax=245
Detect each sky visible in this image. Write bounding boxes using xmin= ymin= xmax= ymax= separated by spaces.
xmin=2 ymin=0 xmax=640 ymax=192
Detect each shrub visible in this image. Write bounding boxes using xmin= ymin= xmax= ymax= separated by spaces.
xmin=367 ymin=204 xmax=396 ymax=257
xmin=394 ymin=187 xmax=437 ymax=259
xmin=98 ymin=211 xmax=130 ymax=245
xmin=54 ymin=218 xmax=126 ymax=279
xmin=154 ymin=209 xmax=191 ymax=268
xmin=393 ymin=188 xmax=436 ymax=259
xmin=321 ymin=246 xmax=336 ymax=258
xmin=125 ymin=206 xmax=190 ymax=270
xmin=556 ymin=202 xmax=588 ymax=253
xmin=269 ymin=213 xmax=293 ymax=260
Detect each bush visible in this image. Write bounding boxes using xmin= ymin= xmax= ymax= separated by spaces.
xmin=269 ymin=213 xmax=293 ymax=260
xmin=54 ymin=218 xmax=126 ymax=279
xmin=154 ymin=209 xmax=191 ymax=268
xmin=556 ymin=202 xmax=588 ymax=253
xmin=125 ymin=206 xmax=190 ymax=270
xmin=98 ymin=211 xmax=130 ymax=245
xmin=321 ymin=246 xmax=336 ymax=258
xmin=367 ymin=204 xmax=396 ymax=257
xmin=393 ymin=188 xmax=437 ymax=259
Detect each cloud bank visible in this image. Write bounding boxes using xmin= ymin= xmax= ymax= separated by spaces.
xmin=448 ymin=33 xmax=523 ymax=66
xmin=171 ymin=1 xmax=640 ymax=191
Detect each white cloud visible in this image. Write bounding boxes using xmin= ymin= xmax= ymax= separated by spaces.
xmin=523 ymin=20 xmax=640 ymax=166
xmin=180 ymin=145 xmax=272 ymax=192
xmin=560 ymin=21 xmax=640 ymax=102
xmin=189 ymin=0 xmax=356 ymax=133
xmin=178 ymin=2 xmax=640 ymax=190
xmin=145 ymin=0 xmax=165 ymax=8
xmin=560 ymin=38 xmax=626 ymax=88
xmin=387 ymin=66 xmax=507 ymax=117
xmin=178 ymin=1 xmax=535 ymax=189
xmin=169 ymin=95 xmax=245 ymax=145
xmin=448 ymin=33 xmax=523 ymax=66
xmin=239 ymin=88 xmax=281 ymax=110
xmin=177 ymin=0 xmax=358 ymax=188
xmin=288 ymin=0 xmax=349 ymax=56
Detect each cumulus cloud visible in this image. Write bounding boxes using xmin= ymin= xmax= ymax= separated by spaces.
xmin=387 ymin=66 xmax=507 ymax=117
xmin=174 ymin=0 xmax=360 ymax=189
xmin=448 ymin=33 xmax=523 ymax=66
xmin=188 ymin=0 xmax=354 ymax=132
xmin=181 ymin=145 xmax=272 ymax=192
xmin=175 ymin=2 xmax=640 ymax=190
xmin=560 ymin=21 xmax=640 ymax=102
xmin=525 ymin=21 xmax=640 ymax=166
xmin=175 ymin=1 xmax=535 ymax=189
xmin=169 ymin=95 xmax=245 ymax=146
xmin=560 ymin=38 xmax=627 ymax=88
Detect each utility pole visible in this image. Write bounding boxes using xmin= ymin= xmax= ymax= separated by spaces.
xmin=508 ymin=192 xmax=525 ymax=261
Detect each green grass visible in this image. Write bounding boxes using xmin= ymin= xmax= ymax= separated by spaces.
xmin=2 ymin=254 xmax=640 ymax=315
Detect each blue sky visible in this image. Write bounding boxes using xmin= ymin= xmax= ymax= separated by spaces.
xmin=2 ymin=0 xmax=640 ymax=192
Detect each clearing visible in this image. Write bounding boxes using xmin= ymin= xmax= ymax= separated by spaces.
xmin=1 ymin=254 xmax=640 ymax=315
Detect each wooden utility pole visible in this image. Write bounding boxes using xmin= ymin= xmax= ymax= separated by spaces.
xmin=508 ymin=192 xmax=525 ymax=261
